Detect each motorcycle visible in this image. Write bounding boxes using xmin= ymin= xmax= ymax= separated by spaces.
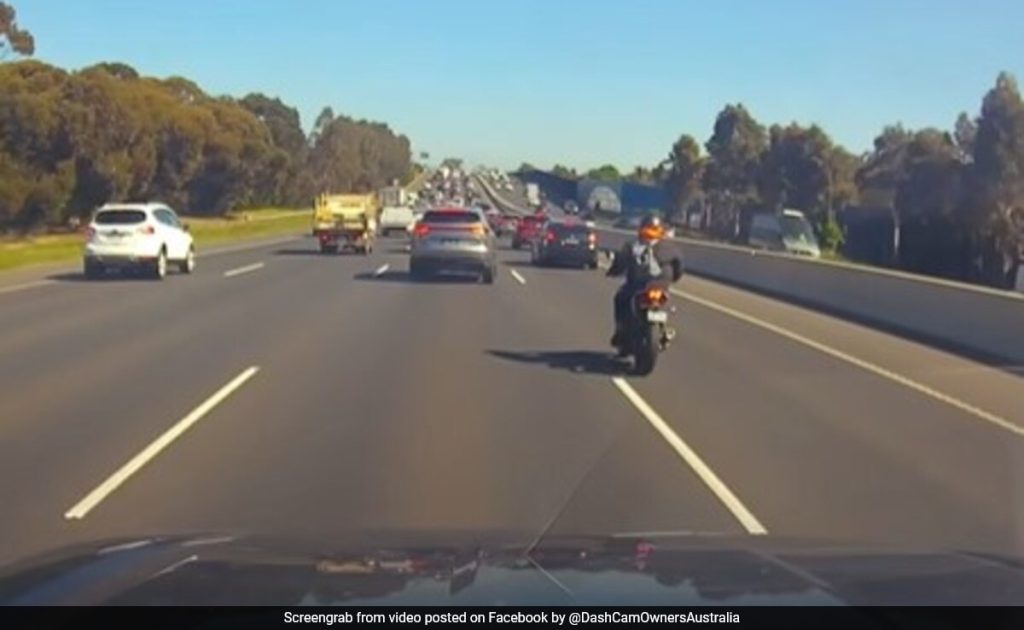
xmin=606 ymin=249 xmax=681 ymax=376
xmin=620 ymin=283 xmax=676 ymax=375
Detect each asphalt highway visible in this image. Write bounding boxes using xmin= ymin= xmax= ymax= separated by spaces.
xmin=1 ymin=209 xmax=1023 ymax=567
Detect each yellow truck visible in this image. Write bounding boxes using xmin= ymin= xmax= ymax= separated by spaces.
xmin=312 ymin=193 xmax=380 ymax=254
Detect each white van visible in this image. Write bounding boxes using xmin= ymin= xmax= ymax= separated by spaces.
xmin=748 ymin=209 xmax=821 ymax=258
xmin=379 ymin=206 xmax=416 ymax=237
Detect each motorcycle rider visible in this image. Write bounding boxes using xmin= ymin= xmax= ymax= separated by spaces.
xmin=606 ymin=214 xmax=683 ymax=352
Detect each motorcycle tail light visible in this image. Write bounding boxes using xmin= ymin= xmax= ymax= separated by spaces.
xmin=643 ymin=288 xmax=667 ymax=305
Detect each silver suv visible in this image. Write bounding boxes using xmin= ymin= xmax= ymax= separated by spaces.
xmin=409 ymin=208 xmax=497 ymax=283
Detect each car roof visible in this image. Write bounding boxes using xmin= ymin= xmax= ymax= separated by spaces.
xmin=96 ymin=202 xmax=168 ymax=213
xmin=427 ymin=206 xmax=474 ymax=213
xmin=423 ymin=206 xmax=484 ymax=219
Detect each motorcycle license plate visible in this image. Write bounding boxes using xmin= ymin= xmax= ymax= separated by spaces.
xmin=647 ymin=310 xmax=668 ymax=323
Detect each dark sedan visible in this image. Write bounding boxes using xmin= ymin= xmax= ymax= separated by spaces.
xmin=531 ymin=221 xmax=598 ymax=268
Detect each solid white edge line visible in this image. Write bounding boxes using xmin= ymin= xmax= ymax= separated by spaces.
xmin=611 ymin=377 xmax=767 ymax=535
xmin=223 ymin=262 xmax=265 ymax=278
xmin=509 ymin=269 xmax=526 ymax=285
xmin=0 ymin=279 xmax=56 ymax=295
xmin=374 ymin=263 xmax=390 ymax=277
xmin=64 ymin=366 xmax=260 ymax=520
xmin=673 ymin=288 xmax=1024 ymax=438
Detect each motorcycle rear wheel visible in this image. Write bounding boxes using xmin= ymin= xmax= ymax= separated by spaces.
xmin=632 ymin=323 xmax=658 ymax=376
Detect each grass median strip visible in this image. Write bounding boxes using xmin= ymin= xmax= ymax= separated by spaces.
xmin=0 ymin=209 xmax=308 ymax=273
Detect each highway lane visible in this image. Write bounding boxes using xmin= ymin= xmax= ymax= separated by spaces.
xmin=1 ymin=229 xmax=1023 ymax=568
xmin=0 ymin=236 xmax=743 ymax=565
xmin=0 ymin=236 xmax=321 ymax=561
xmin=513 ymin=256 xmax=1024 ymax=552
xmin=487 ymin=178 xmax=1024 ymax=549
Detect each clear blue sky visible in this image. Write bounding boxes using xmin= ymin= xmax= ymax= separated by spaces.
xmin=17 ymin=0 xmax=1024 ymax=170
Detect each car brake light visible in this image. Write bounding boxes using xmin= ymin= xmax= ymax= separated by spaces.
xmin=588 ymin=232 xmax=597 ymax=244
xmin=413 ymin=223 xmax=430 ymax=237
xmin=137 ymin=224 xmax=155 ymax=235
xmin=84 ymin=227 xmax=96 ymax=240
xmin=544 ymin=230 xmax=557 ymax=243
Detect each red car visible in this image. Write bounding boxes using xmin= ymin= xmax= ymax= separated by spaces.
xmin=512 ymin=214 xmax=546 ymax=249
xmin=494 ymin=213 xmax=520 ymax=237
xmin=484 ymin=209 xmax=502 ymax=231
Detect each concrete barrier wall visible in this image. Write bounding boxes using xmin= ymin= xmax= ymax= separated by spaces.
xmin=478 ymin=175 xmax=1024 ymax=365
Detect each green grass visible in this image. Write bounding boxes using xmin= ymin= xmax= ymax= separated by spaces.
xmin=820 ymin=249 xmax=848 ymax=263
xmin=0 ymin=208 xmax=309 ymax=273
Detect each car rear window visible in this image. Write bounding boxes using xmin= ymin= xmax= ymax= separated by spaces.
xmin=422 ymin=211 xmax=481 ymax=224
xmin=551 ymin=224 xmax=590 ymax=236
xmin=94 ymin=210 xmax=147 ymax=225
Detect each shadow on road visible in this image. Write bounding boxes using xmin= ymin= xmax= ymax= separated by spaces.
xmin=501 ymin=259 xmax=536 ymax=269
xmin=485 ymin=349 xmax=624 ymax=376
xmin=274 ymin=248 xmax=326 ymax=256
xmin=502 ymin=259 xmax=599 ymax=273
xmin=353 ymin=270 xmax=482 ymax=285
xmin=276 ymin=248 xmax=384 ymax=257
xmin=48 ymin=271 xmax=155 ymax=283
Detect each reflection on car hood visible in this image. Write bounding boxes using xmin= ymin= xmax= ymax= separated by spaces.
xmin=2 ymin=532 xmax=1024 ymax=605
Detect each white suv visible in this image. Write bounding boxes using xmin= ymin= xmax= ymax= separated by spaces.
xmin=83 ymin=203 xmax=196 ymax=279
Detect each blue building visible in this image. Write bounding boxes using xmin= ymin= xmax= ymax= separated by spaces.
xmin=517 ymin=169 xmax=668 ymax=217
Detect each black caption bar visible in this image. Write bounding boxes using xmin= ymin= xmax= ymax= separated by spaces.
xmin=3 ymin=607 xmax=1024 ymax=630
